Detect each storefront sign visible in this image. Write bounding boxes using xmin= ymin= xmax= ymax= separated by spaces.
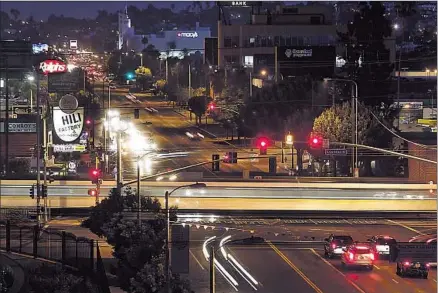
xmin=0 ymin=122 xmax=36 ymax=133
xmin=39 ymin=59 xmax=68 ymax=75
xmin=177 ymin=32 xmax=198 ymax=38
xmin=53 ymin=107 xmax=84 ymax=142
xmin=59 ymin=94 xmax=78 ymax=114
xmin=53 ymin=144 xmax=86 ymax=153
xmin=285 ymin=48 xmax=313 ymax=58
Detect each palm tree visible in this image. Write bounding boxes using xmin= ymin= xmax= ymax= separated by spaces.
xmin=141 ymin=36 xmax=148 ymax=49
xmin=10 ymin=8 xmax=20 ymax=21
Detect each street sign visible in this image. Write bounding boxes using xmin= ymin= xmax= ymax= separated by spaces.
xmin=323 ymin=139 xmax=330 ymax=149
xmin=324 ymin=149 xmax=347 ymax=156
xmin=171 ymin=225 xmax=190 ymax=274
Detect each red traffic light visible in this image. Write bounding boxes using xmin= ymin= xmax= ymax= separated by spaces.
xmin=88 ymin=188 xmax=97 ymax=196
xmin=256 ymin=137 xmax=269 ymax=148
xmin=308 ymin=133 xmax=323 ymax=148
xmin=86 ymin=118 xmax=92 ymax=125
xmin=208 ymin=103 xmax=215 ymax=110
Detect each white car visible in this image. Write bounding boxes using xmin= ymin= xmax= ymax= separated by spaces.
xmin=368 ymin=235 xmax=397 ymax=256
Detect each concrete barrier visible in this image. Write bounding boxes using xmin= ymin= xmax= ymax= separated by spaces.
xmin=1 ymin=180 xmax=436 ymax=190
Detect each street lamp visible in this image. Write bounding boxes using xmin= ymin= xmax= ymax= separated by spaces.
xmin=164 ymin=182 xmax=207 ymax=293
xmin=324 ymin=78 xmax=359 ymax=177
xmin=139 ymin=53 xmax=143 ymax=67
xmin=27 ymin=75 xmax=35 ymax=110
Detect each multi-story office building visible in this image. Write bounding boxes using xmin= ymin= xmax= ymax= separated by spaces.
xmin=217 ymin=4 xmax=396 ymax=78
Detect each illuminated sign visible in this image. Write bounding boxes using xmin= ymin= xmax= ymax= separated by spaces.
xmin=32 ymin=43 xmax=49 ymax=54
xmin=39 ymin=59 xmax=68 ymax=75
xmin=285 ymin=49 xmax=313 ymax=58
xmin=53 ymin=107 xmax=84 ymax=142
xmin=53 ymin=144 xmax=86 ymax=153
xmin=70 ymin=40 xmax=78 ymax=49
xmin=177 ymin=32 xmax=198 ymax=38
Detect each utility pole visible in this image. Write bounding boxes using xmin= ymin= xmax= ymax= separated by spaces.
xmin=43 ymin=95 xmax=48 ymax=223
xmin=249 ymin=71 xmax=252 ymax=97
xmin=165 ymin=190 xmax=171 ymax=293
xmin=188 ymin=64 xmax=191 ymax=100
xmin=5 ymin=59 xmax=9 ymax=175
xmin=165 ymin=58 xmax=169 ymax=82
xmin=116 ymin=131 xmax=122 ymax=190
xmin=210 ymin=246 xmax=215 ymax=293
xmin=274 ymin=46 xmax=278 ymax=83
xmin=137 ymin=156 xmax=141 ymax=225
xmin=36 ymin=71 xmax=41 ymax=226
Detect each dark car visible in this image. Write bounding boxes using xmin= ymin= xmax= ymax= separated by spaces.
xmin=324 ymin=234 xmax=354 ymax=258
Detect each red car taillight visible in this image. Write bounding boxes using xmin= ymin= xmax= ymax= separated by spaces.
xmin=404 ymin=262 xmax=410 ymax=266
xmin=349 ymin=252 xmax=354 ymax=261
xmin=332 ymin=243 xmax=336 ymax=249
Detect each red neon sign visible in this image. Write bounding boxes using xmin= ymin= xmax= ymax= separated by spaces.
xmin=39 ymin=59 xmax=68 ymax=75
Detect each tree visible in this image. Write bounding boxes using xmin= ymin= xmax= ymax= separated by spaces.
xmin=338 ymin=2 xmax=394 ymax=107
xmin=313 ymin=101 xmax=394 ymax=175
xmin=10 ymin=8 xmax=20 ymax=21
xmin=141 ymin=36 xmax=148 ymax=49
xmin=188 ymin=95 xmax=211 ymax=125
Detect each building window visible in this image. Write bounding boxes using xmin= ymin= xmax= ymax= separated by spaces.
xmin=224 ymin=37 xmax=232 ymax=48
xmin=244 ymin=56 xmax=254 ymax=67
xmin=291 ymin=36 xmax=297 ymax=46
xmin=231 ymin=36 xmax=239 ymax=48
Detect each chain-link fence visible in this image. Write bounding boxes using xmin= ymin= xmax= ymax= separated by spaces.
xmin=0 ymin=220 xmax=109 ymax=293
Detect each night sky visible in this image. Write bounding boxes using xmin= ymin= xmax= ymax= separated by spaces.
xmin=0 ymin=1 xmax=192 ymax=20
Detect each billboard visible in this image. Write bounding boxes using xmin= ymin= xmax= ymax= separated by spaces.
xmin=48 ymin=68 xmax=84 ymax=92
xmin=70 ymin=40 xmax=78 ymax=50
xmin=277 ymin=46 xmax=336 ymax=78
xmin=32 ymin=43 xmax=49 ymax=54
xmin=52 ymin=106 xmax=84 ymax=143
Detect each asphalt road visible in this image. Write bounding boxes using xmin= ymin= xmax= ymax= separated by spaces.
xmin=183 ymin=218 xmax=437 ymax=293
xmin=92 ymin=83 xmax=294 ymax=177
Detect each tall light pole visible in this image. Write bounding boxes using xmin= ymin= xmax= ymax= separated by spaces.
xmin=324 ymin=78 xmax=359 ymax=177
xmin=164 ymin=182 xmax=207 ymax=293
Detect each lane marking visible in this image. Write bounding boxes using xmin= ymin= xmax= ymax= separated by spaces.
xmin=309 ymin=249 xmax=367 ymax=293
xmin=267 ymin=241 xmax=323 ymax=293
xmin=189 ymin=249 xmax=205 ymax=271
xmin=309 ymin=219 xmax=318 ymax=225
xmin=433 ymin=278 xmax=437 ymax=283
xmin=386 ymin=219 xmax=425 ymax=235
xmin=391 ymin=279 xmax=399 ymax=284
xmin=373 ymin=265 xmax=381 ymax=270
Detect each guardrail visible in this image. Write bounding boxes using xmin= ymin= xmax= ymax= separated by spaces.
xmin=0 ymin=220 xmax=110 ymax=293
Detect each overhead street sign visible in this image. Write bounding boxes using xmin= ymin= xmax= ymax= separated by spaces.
xmin=324 ymin=149 xmax=347 ymax=156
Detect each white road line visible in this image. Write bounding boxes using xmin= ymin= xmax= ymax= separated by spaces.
xmin=343 ymin=219 xmax=352 ymax=225
xmin=189 ymin=249 xmax=205 ymax=271
xmin=309 ymin=219 xmax=318 ymax=225
xmin=392 ymin=279 xmax=399 ymax=284
xmin=386 ymin=219 xmax=425 ymax=235
xmin=373 ymin=265 xmax=381 ymax=270
xmin=433 ymin=278 xmax=437 ymax=283
xmin=310 ymin=249 xmax=367 ymax=293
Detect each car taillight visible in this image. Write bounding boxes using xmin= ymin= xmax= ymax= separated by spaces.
xmin=349 ymin=252 xmax=354 ymax=261
xmin=369 ymin=253 xmax=375 ymax=260
xmin=332 ymin=243 xmax=336 ymax=249
xmin=404 ymin=262 xmax=410 ymax=266
xmin=426 ymin=263 xmax=430 ymax=267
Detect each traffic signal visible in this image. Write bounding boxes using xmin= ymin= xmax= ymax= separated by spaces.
xmin=29 ymin=184 xmax=35 ymax=199
xmin=48 ymin=169 xmax=55 ymax=183
xmin=269 ymin=157 xmax=277 ymax=174
xmin=257 ymin=137 xmax=269 ymax=155
xmin=308 ymin=133 xmax=323 ymax=149
xmin=41 ymin=184 xmax=48 ymax=198
xmin=208 ymin=103 xmax=215 ymax=111
xmin=89 ymin=168 xmax=101 ymax=184
xmin=212 ymin=154 xmax=220 ymax=171
xmin=85 ymin=118 xmax=92 ymax=126
xmin=126 ymin=72 xmax=135 ymax=80
xmin=88 ymin=188 xmax=97 ymax=196
xmin=134 ymin=108 xmax=140 ymax=119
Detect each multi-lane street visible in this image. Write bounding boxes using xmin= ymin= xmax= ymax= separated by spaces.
xmin=92 ymin=82 xmax=295 ymax=178
xmin=183 ymin=217 xmax=437 ymax=293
